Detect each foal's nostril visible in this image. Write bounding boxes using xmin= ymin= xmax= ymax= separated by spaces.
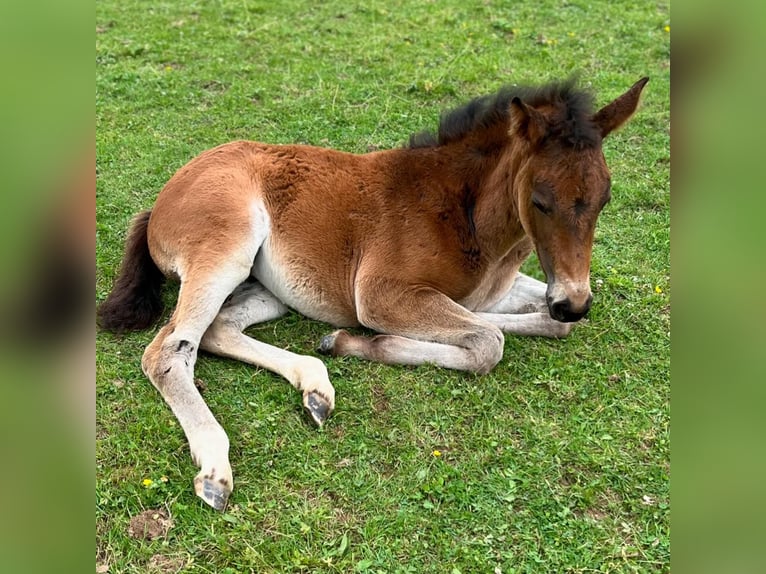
xmin=549 ymin=298 xmax=590 ymax=323
xmin=550 ymin=299 xmax=571 ymax=322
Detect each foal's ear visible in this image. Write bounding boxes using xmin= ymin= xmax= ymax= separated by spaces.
xmin=592 ymin=77 xmax=649 ymax=138
xmin=510 ymin=97 xmax=547 ymax=145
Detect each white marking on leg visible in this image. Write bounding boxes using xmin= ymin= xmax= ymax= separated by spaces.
xmin=142 ymin=265 xmax=252 ymax=509
xmin=485 ymin=272 xmax=549 ymax=314
xmin=348 ymin=279 xmax=505 ymax=373
xmin=203 ymin=327 xmax=335 ymax=417
xmin=475 ymin=311 xmax=574 ymax=338
xmin=328 ymin=326 xmax=504 ymax=374
xmin=201 ymin=281 xmax=335 ymax=423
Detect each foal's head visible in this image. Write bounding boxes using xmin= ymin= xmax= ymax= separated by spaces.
xmin=511 ymin=77 xmax=649 ymax=322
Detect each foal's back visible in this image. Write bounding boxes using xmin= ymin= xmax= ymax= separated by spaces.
xmin=148 ymin=140 xmax=489 ymax=325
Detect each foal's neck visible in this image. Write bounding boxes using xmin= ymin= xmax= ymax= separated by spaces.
xmin=467 ymin=139 xmax=528 ymax=262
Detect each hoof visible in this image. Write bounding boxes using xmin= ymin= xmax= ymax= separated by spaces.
xmin=317 ymin=329 xmax=350 ymax=355
xmin=194 ymin=473 xmax=231 ymax=512
xmin=317 ymin=332 xmax=339 ymax=355
xmin=304 ymin=391 xmax=333 ymax=427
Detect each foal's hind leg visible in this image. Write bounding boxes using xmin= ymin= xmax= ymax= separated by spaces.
xmin=141 ymin=262 xmax=251 ymax=511
xmin=200 ymin=280 xmax=336 ymax=426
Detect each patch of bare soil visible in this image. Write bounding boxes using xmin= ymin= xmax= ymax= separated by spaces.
xmin=371 ymin=384 xmax=390 ymax=413
xmin=127 ymin=509 xmax=173 ymax=541
xmin=147 ymin=553 xmax=186 ymax=573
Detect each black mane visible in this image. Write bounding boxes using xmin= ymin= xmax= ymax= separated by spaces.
xmin=408 ymin=78 xmax=600 ymax=149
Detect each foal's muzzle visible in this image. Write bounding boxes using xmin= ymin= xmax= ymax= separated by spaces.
xmin=547 ymin=294 xmax=593 ymax=323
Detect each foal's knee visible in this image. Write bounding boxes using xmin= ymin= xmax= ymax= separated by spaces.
xmin=466 ymin=327 xmax=504 ymax=374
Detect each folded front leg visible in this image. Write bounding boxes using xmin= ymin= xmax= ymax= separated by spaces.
xmin=484 ymin=272 xmax=549 ymax=314
xmin=475 ymin=311 xmax=574 ymax=338
xmin=319 ymin=278 xmax=505 ymax=374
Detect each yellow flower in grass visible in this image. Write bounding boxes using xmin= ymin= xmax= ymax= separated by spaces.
xmin=142 ymin=478 xmax=153 ymax=487
xmin=655 ymin=285 xmax=663 ymax=294
xmin=432 ymin=450 xmax=442 ymax=457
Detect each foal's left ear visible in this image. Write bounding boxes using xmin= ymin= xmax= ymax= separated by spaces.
xmin=592 ymin=77 xmax=649 ymax=138
xmin=510 ymin=97 xmax=547 ymax=145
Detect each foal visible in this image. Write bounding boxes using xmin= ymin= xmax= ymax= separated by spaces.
xmin=98 ymin=77 xmax=648 ymax=510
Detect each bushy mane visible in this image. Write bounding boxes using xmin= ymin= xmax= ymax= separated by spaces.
xmin=408 ymin=78 xmax=600 ymax=149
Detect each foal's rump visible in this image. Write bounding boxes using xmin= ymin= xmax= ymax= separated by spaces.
xmin=146 ymin=141 xmax=269 ymax=281
xmin=145 ymin=141 xmax=372 ymax=325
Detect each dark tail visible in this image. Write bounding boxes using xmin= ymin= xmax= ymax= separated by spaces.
xmin=97 ymin=210 xmax=165 ymax=332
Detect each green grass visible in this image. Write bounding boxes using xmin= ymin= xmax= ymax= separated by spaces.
xmin=96 ymin=0 xmax=670 ymax=572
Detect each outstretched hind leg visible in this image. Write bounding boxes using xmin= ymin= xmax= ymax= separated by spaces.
xmin=141 ymin=262 xmax=251 ymax=510
xmin=200 ymin=280 xmax=336 ymax=426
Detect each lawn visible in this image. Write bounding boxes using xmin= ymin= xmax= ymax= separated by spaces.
xmin=96 ymin=0 xmax=670 ymax=572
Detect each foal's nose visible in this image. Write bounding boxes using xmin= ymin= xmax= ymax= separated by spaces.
xmin=548 ymin=294 xmax=593 ymax=323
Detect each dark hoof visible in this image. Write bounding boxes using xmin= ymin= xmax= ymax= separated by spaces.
xmin=317 ymin=333 xmax=338 ymax=355
xmin=194 ymin=475 xmax=231 ymax=512
xmin=304 ymin=391 xmax=332 ymax=427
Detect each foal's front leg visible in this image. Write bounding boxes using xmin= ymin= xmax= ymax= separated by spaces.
xmin=479 ymin=273 xmax=575 ymax=338
xmin=319 ymin=278 xmax=505 ymax=374
xmin=484 ymin=272 xmax=549 ymax=314
xmin=475 ymin=311 xmax=573 ymax=338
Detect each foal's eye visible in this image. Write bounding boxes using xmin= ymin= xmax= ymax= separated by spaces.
xmin=532 ymin=196 xmax=551 ymax=215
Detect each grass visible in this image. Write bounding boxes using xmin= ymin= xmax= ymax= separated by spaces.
xmin=96 ymin=0 xmax=670 ymax=572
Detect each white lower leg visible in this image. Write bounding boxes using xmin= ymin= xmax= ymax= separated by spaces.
xmin=190 ymin=426 xmax=233 ymax=511
xmin=320 ymin=327 xmax=504 ymax=374
xmin=202 ymin=324 xmax=336 ymax=425
xmin=485 ymin=273 xmax=549 ymax=314
xmin=143 ymin=331 xmax=234 ymax=510
xmin=476 ymin=311 xmax=573 ymax=338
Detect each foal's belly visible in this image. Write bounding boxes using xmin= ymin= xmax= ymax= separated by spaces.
xmin=251 ymin=240 xmax=360 ymax=327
